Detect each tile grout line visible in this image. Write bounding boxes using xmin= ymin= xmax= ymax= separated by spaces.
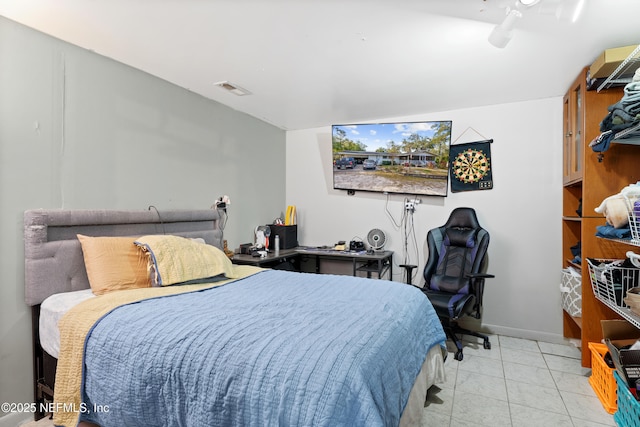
xmin=499 ymin=340 xmax=516 ymax=427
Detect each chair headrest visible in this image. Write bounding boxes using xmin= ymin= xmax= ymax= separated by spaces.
xmin=443 ymin=207 xmax=480 ymax=230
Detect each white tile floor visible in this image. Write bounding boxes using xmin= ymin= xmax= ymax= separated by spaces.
xmin=421 ymin=334 xmax=616 ymax=427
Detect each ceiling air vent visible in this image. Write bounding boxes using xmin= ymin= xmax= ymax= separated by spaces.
xmin=214 ymin=81 xmax=252 ymax=96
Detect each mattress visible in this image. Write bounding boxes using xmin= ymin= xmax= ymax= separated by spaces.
xmin=39 ymin=289 xmax=95 ymax=358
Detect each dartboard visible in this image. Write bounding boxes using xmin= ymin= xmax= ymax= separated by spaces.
xmin=452 ymin=148 xmax=490 ymax=184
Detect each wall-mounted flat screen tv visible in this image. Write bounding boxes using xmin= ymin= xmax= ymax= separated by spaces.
xmin=332 ymin=120 xmax=452 ymax=197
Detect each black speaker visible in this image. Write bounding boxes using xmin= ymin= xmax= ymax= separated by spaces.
xmin=349 ymin=241 xmax=365 ymax=251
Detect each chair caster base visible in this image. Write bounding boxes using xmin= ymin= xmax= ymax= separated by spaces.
xmin=483 ymin=338 xmax=491 ymax=350
xmin=454 ymin=350 xmax=463 ymax=361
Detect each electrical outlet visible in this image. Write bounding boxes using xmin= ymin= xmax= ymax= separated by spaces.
xmin=405 ymin=198 xmax=421 ymax=212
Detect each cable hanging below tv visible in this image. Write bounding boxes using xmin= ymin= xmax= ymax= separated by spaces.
xmin=332 ymin=120 xmax=452 ymax=197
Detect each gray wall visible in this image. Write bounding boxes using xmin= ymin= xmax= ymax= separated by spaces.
xmin=0 ymin=16 xmax=285 ymax=422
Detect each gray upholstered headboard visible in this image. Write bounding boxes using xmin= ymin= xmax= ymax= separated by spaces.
xmin=24 ymin=209 xmax=224 ymax=306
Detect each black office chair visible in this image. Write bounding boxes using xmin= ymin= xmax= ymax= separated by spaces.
xmin=421 ymin=207 xmax=494 ymax=361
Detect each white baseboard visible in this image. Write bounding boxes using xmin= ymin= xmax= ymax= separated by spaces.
xmin=483 ymin=324 xmax=568 ymax=345
xmin=458 ymin=318 xmax=569 ymax=346
xmin=0 ymin=411 xmax=32 ymax=427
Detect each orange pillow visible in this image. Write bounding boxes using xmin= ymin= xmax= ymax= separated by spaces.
xmin=77 ymin=234 xmax=151 ymax=295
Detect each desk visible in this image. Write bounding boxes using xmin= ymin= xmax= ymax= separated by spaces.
xmin=231 ymin=247 xmax=393 ymax=280
xmin=296 ymin=248 xmax=393 ymax=279
xmin=231 ymin=248 xmax=299 ymax=267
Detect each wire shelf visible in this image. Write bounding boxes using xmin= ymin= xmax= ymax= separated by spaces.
xmin=595 ymin=296 xmax=640 ymax=330
xmin=588 ymin=258 xmax=640 ymax=328
xmin=597 ymin=45 xmax=640 ymax=92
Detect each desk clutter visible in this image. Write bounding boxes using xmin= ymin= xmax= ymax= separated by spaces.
xmin=238 ymin=225 xmax=298 ymax=257
xmin=238 ymin=206 xmax=299 ymax=257
xmin=232 ymin=243 xmax=393 ymax=280
xmin=232 ymin=205 xmax=391 ymax=279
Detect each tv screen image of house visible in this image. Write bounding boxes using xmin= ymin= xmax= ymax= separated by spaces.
xmin=332 ymin=120 xmax=452 ymax=197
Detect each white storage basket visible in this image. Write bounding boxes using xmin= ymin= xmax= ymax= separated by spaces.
xmin=560 ymin=266 xmax=582 ymax=317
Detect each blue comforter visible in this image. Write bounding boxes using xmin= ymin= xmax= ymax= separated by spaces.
xmin=79 ymin=270 xmax=445 ymax=427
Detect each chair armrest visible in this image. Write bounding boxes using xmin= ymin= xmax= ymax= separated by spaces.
xmin=399 ymin=264 xmax=418 ymax=285
xmin=465 ymin=273 xmax=493 ymax=318
xmin=466 ymin=273 xmax=495 ymax=279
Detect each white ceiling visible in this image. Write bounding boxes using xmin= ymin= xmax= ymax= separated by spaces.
xmin=1 ymin=0 xmax=640 ymax=130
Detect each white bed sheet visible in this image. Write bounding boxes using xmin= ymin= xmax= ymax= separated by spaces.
xmin=40 ymin=289 xmax=95 ymax=358
xmin=400 ymin=344 xmax=446 ymax=426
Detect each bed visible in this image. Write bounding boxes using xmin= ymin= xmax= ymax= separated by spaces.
xmin=24 ymin=208 xmax=446 ymax=427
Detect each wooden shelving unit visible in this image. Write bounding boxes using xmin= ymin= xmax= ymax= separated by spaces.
xmin=561 ymin=65 xmax=640 ymax=367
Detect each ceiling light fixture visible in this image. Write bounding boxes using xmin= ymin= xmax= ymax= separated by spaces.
xmin=214 ymin=81 xmax=252 ymax=96
xmin=488 ymin=8 xmax=522 ymax=49
xmin=488 ymin=0 xmax=583 ymax=48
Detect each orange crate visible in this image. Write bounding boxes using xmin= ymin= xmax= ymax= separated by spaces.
xmin=588 ymin=342 xmax=617 ymax=414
